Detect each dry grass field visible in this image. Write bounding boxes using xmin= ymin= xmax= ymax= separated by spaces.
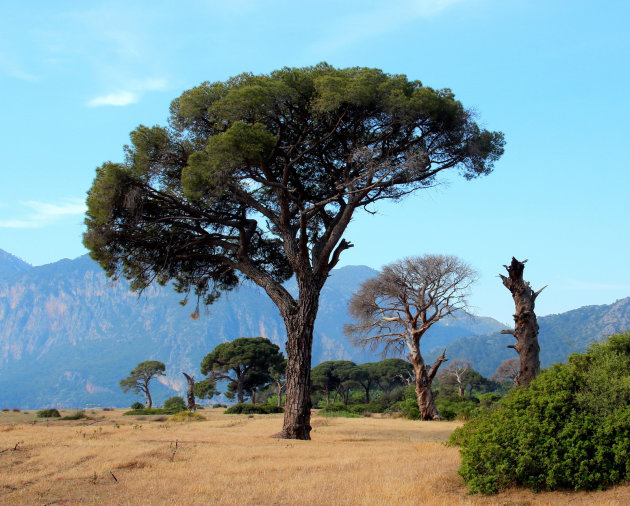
xmin=1 ymin=409 xmax=629 ymax=505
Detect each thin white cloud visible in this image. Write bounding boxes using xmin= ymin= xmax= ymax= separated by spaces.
xmin=85 ymin=76 xmax=169 ymax=107
xmin=311 ymin=0 xmax=471 ymax=54
xmin=0 ymin=199 xmax=87 ymax=229
xmin=86 ymin=91 xmax=138 ymax=107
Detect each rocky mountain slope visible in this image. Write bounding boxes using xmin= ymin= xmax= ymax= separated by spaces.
xmin=0 ymin=250 xmax=502 ymax=408
xmin=428 ymin=297 xmax=630 ymax=376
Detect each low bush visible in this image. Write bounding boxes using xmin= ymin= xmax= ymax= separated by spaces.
xmin=317 ymin=403 xmax=360 ymax=418
xmin=346 ymin=400 xmax=387 ymax=415
xmin=212 ymin=403 xmax=227 ymax=408
xmin=386 ymin=397 xmax=421 ymax=420
xmin=60 ymin=410 xmax=89 ymax=420
xmin=169 ymin=411 xmax=207 ymax=422
xmin=102 ymin=407 xmax=114 ymax=411
xmin=12 ymin=407 xmax=20 ymax=412
xmin=1 ymin=408 xmax=9 ymax=412
xmin=435 ymin=395 xmax=480 ymax=421
xmin=163 ymin=396 xmax=187 ymax=413
xmin=130 ymin=401 xmax=145 ymax=410
xmin=37 ymin=408 xmax=61 ymax=418
xmin=224 ymin=403 xmax=284 ymax=415
xmin=449 ymin=332 xmax=630 ymax=494
xmin=123 ymin=408 xmax=180 ymax=416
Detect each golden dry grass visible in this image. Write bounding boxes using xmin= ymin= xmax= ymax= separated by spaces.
xmin=1 ymin=409 xmax=629 ymax=505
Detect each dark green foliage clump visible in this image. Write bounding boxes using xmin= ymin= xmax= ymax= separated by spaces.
xmin=449 ymin=332 xmax=630 ymax=494
xmin=212 ymin=403 xmax=227 ymax=408
xmin=318 ymin=403 xmax=361 ymax=418
xmin=163 ymin=396 xmax=187 ymax=412
xmin=60 ymin=410 xmax=89 ymax=420
xmin=386 ymin=386 xmax=421 ymax=419
xmin=123 ymin=407 xmax=178 ymax=415
xmin=224 ymin=403 xmax=283 ymax=415
xmin=435 ymin=395 xmax=480 ymax=421
xmin=130 ymin=401 xmax=145 ymax=410
xmin=37 ymin=408 xmax=61 ymax=418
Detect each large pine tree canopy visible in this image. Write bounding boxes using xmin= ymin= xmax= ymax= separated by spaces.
xmin=84 ymin=63 xmax=504 ymax=309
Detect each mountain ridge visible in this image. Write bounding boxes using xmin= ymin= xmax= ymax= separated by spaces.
xmin=0 ymin=250 xmax=502 ymax=408
xmin=1 ymin=248 xmax=628 ymax=407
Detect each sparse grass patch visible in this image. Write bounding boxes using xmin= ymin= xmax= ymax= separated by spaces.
xmin=168 ymin=411 xmax=206 ymax=422
xmin=0 ymin=408 xmax=628 ymax=504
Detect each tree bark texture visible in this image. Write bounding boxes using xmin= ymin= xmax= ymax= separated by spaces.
xmin=236 ymin=379 xmax=244 ymax=404
xmin=144 ymin=384 xmax=152 ymax=408
xmin=409 ymin=350 xmax=447 ymax=420
xmin=182 ymin=373 xmax=196 ymax=411
xmin=500 ymin=257 xmax=545 ymax=387
xmin=276 ymin=287 xmax=319 ymax=439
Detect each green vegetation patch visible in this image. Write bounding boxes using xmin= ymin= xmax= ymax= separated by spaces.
xmin=168 ymin=411 xmax=206 ymax=422
xmin=37 ymin=408 xmax=61 ymax=418
xmin=60 ymin=410 xmax=90 ymax=420
xmin=224 ymin=403 xmax=283 ymax=415
xmin=123 ymin=408 xmax=180 ymax=416
xmin=449 ymin=332 xmax=630 ymax=494
xmin=163 ymin=396 xmax=187 ymax=413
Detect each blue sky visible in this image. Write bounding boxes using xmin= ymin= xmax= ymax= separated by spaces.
xmin=1 ymin=0 xmax=629 ymax=324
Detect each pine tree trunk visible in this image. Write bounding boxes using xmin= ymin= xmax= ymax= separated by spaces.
xmin=500 ymin=257 xmax=545 ymax=387
xmin=276 ymin=287 xmax=319 ymax=440
xmin=237 ymin=380 xmax=244 ymax=404
xmin=144 ymin=385 xmax=152 ymax=408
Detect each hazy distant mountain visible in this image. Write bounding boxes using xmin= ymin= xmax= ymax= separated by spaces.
xmin=0 ymin=250 xmax=504 ymax=408
xmin=0 ymin=250 xmax=31 ymax=280
xmin=428 ymin=297 xmax=630 ymax=376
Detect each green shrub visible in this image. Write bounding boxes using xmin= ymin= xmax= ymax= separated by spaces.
xmin=224 ymin=403 xmax=284 ymax=415
xmin=60 ymin=410 xmax=88 ymax=420
xmin=168 ymin=411 xmax=206 ymax=422
xmin=435 ymin=395 xmax=480 ymax=421
xmin=212 ymin=403 xmax=227 ymax=408
xmin=449 ymin=332 xmax=630 ymax=494
xmin=123 ymin=408 xmax=178 ymax=415
xmin=37 ymin=408 xmax=61 ymax=418
xmin=318 ymin=410 xmax=361 ymax=418
xmin=163 ymin=396 xmax=187 ymax=413
xmin=320 ymin=403 xmax=349 ymax=413
xmin=316 ymin=403 xmax=359 ymax=417
xmin=130 ymin=401 xmax=145 ymax=410
xmin=386 ymin=396 xmax=422 ymax=420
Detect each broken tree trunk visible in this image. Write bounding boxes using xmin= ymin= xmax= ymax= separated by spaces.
xmin=499 ymin=257 xmax=546 ymax=387
xmin=182 ymin=372 xmax=196 ymax=411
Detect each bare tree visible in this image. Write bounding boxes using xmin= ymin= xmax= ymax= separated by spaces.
xmin=491 ymin=358 xmax=520 ymax=386
xmin=344 ymin=255 xmax=477 ymax=420
xmin=500 ymin=258 xmax=546 ymax=387
xmin=443 ymin=359 xmax=474 ymax=396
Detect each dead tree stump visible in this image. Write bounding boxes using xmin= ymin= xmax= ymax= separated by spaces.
xmin=499 ymin=257 xmax=546 ymax=387
xmin=182 ymin=372 xmax=196 ymax=411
